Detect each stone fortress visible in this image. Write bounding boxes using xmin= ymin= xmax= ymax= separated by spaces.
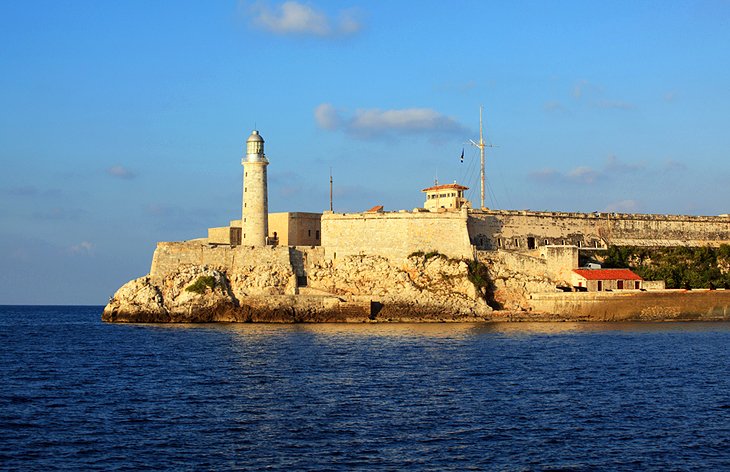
xmin=104 ymin=130 xmax=730 ymax=323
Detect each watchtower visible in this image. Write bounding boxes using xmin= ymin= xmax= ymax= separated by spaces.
xmin=242 ymin=130 xmax=269 ymax=246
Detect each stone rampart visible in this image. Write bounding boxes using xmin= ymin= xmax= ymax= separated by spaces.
xmin=321 ymin=209 xmax=473 ymax=261
xmin=468 ymin=209 xmax=730 ymax=250
xmin=149 ymin=241 xmax=290 ymax=278
xmin=529 ymin=290 xmax=730 ymax=321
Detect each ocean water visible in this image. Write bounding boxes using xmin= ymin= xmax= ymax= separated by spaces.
xmin=2 ymin=306 xmax=730 ymax=470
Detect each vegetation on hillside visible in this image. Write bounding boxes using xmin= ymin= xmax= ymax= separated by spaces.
xmin=600 ymin=245 xmax=730 ymax=289
xmin=185 ymin=275 xmax=217 ymax=294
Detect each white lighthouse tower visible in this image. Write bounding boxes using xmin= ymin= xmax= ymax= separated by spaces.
xmin=242 ymin=130 xmax=269 ymax=246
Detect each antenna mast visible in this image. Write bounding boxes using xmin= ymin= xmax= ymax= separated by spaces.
xmin=469 ymin=105 xmax=495 ymax=209
xmin=329 ymin=168 xmax=333 ymax=212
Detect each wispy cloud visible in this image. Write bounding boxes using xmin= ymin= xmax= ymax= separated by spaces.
xmin=315 ymin=103 xmax=468 ymax=139
xmin=69 ymin=241 xmax=94 ymax=255
xmin=32 ymin=207 xmax=85 ymax=221
xmin=145 ymin=203 xmax=216 ymax=231
xmin=595 ymin=99 xmax=634 ymax=110
xmin=662 ymin=159 xmax=687 ymax=173
xmin=604 ymin=199 xmax=640 ymax=212
xmin=663 ymin=91 xmax=678 ymax=103
xmin=249 ymin=1 xmax=362 ymax=37
xmin=543 ymin=100 xmax=566 ymax=113
xmin=3 ymin=186 xmax=63 ymax=198
xmin=571 ymin=80 xmax=634 ymax=110
xmin=529 ymin=155 xmax=644 ymax=185
xmin=605 ymin=154 xmax=644 ymax=173
xmin=573 ymin=79 xmax=601 ymax=99
xmin=567 ymin=166 xmax=600 ymax=184
xmin=107 ymin=165 xmax=137 ymax=180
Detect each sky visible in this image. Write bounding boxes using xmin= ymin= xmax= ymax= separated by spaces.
xmin=1 ymin=0 xmax=729 ymax=304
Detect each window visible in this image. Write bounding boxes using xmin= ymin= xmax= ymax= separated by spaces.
xmin=527 ymin=237 xmax=536 ymax=250
xmin=515 ymin=239 xmax=520 ymax=248
xmin=316 ymin=230 xmax=320 ymax=240
xmin=635 ymin=281 xmax=640 ymax=289
xmin=597 ymin=281 xmax=603 ymax=291
xmin=617 ymin=280 xmax=624 ymax=290
xmin=498 ymin=238 xmax=502 ymax=248
xmin=544 ymin=239 xmax=549 ymax=246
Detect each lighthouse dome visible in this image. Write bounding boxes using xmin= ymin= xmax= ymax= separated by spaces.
xmin=246 ymin=130 xmax=264 ymax=143
xmin=244 ymin=130 xmax=266 ymax=162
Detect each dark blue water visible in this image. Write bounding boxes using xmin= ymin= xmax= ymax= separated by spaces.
xmin=2 ymin=306 xmax=730 ymax=470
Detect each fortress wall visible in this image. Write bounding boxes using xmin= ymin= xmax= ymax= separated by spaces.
xmin=321 ymin=210 xmax=473 ymax=261
xmin=150 ymin=241 xmax=290 ymax=278
xmin=468 ymin=210 xmax=730 ymax=250
xmin=529 ymin=290 xmax=730 ymax=321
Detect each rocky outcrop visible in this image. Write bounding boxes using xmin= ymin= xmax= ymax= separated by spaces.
xmin=477 ymin=250 xmax=565 ymax=311
xmin=307 ymin=254 xmax=491 ymax=319
xmin=102 ymin=253 xmax=493 ymax=323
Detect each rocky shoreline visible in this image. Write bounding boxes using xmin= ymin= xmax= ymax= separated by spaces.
xmin=103 ymin=251 xmax=730 ymax=324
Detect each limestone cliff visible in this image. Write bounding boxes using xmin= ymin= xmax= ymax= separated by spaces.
xmin=102 ymin=253 xmax=492 ymax=323
xmin=477 ymin=250 xmax=566 ymax=311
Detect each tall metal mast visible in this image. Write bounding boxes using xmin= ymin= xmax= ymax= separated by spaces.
xmin=469 ymin=105 xmax=494 ymax=209
xmin=329 ymin=168 xmax=333 ymax=212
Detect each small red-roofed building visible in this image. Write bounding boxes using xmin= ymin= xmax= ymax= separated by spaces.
xmin=422 ymin=182 xmax=470 ymax=211
xmin=572 ymin=268 xmax=643 ymax=292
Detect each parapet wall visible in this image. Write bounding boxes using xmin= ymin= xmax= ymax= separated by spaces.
xmin=150 ymin=241 xmax=291 ymax=278
xmin=529 ymin=290 xmax=730 ymax=321
xmin=321 ymin=209 xmax=473 ymax=261
xmin=468 ymin=209 xmax=730 ymax=250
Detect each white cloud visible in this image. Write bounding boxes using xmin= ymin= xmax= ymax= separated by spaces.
xmin=69 ymin=241 xmax=94 ymax=255
xmin=529 ymin=155 xmax=644 ymax=185
xmin=107 ymin=165 xmax=137 ymax=179
xmin=605 ymin=154 xmax=644 ymax=173
xmin=315 ymin=103 xmax=468 ymax=138
xmin=567 ymin=166 xmax=599 ymax=184
xmin=314 ymin=103 xmax=340 ymax=130
xmin=604 ymin=199 xmax=640 ymax=212
xmin=250 ymin=1 xmax=362 ymax=37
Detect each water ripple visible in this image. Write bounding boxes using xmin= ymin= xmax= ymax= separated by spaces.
xmin=2 ymin=306 xmax=730 ymax=470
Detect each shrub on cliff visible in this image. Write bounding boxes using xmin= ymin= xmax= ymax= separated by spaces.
xmin=408 ymin=250 xmax=444 ymax=261
xmin=185 ymin=275 xmax=217 ymax=294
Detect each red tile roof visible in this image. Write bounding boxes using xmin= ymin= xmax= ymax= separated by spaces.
xmin=573 ymin=269 xmax=643 ymax=281
xmin=422 ymin=183 xmax=469 ymax=192
xmin=366 ymin=205 xmax=384 ymax=212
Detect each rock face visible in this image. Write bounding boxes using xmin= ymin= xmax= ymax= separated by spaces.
xmin=477 ymin=250 xmax=563 ymax=311
xmin=102 ymin=253 xmax=493 ymax=323
xmin=307 ymin=254 xmax=491 ymax=319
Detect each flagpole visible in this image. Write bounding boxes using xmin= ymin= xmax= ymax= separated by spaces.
xmin=469 ymin=105 xmax=495 ymax=209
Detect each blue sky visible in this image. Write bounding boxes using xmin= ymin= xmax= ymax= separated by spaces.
xmin=1 ymin=1 xmax=729 ymax=304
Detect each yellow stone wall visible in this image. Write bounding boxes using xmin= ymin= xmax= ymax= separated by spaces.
xmin=468 ymin=210 xmax=730 ymax=250
xmin=321 ymin=209 xmax=473 ymax=261
xmin=267 ymin=212 xmax=321 ymax=247
xmin=150 ymin=241 xmax=290 ymax=278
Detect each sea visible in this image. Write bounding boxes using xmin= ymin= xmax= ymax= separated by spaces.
xmin=2 ymin=306 xmax=730 ymax=471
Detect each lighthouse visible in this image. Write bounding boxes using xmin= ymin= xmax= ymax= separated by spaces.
xmin=242 ymin=130 xmax=269 ymax=246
